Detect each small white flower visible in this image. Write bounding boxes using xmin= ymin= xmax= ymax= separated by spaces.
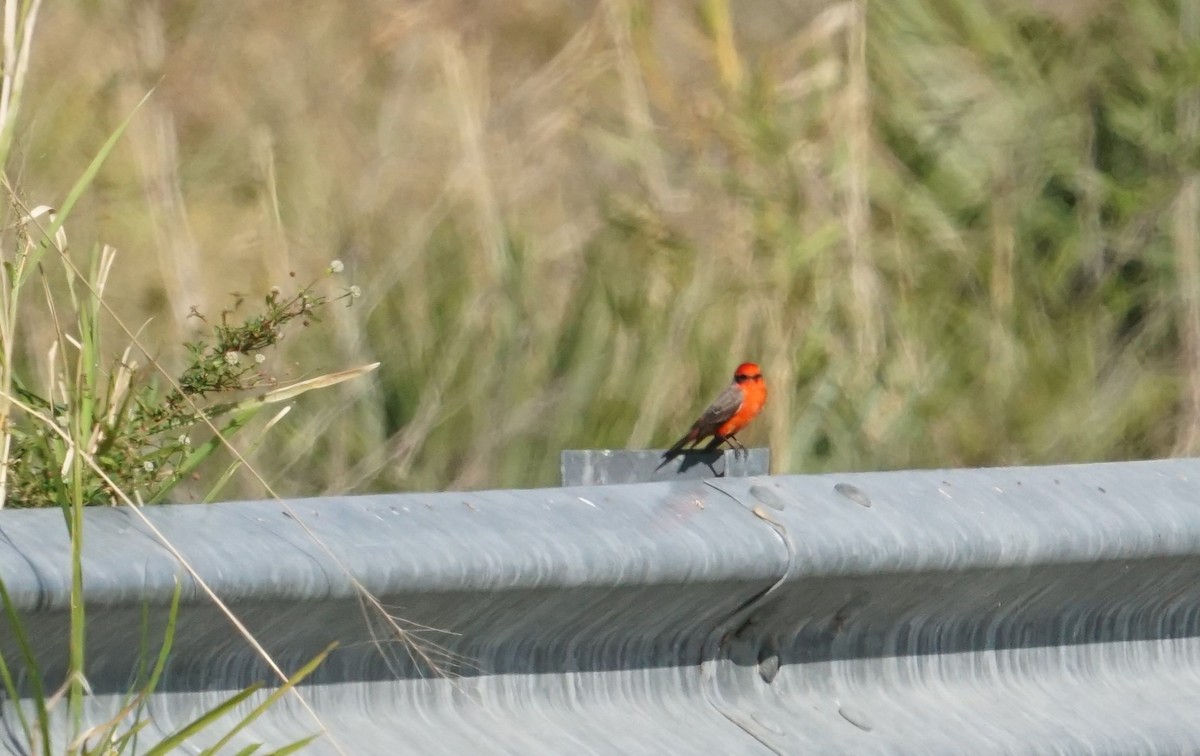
xmin=255 ymin=353 xmax=266 ymax=364
xmin=349 ymin=285 xmax=362 ymax=299
xmin=178 ymin=435 xmax=191 ymax=447
xmin=143 ymin=461 xmax=155 ymax=472
xmin=269 ymin=285 xmax=282 ymax=298
xmin=329 ymin=259 xmax=345 ymax=274
xmin=224 ymin=351 xmax=240 ymax=366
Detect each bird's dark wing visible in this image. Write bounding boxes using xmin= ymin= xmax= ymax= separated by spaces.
xmin=691 ymin=383 xmax=744 ymax=436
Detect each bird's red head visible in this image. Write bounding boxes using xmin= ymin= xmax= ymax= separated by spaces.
xmin=733 ymin=362 xmax=763 ymax=383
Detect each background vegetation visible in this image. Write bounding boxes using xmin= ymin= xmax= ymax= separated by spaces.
xmin=9 ymin=0 xmax=1200 ymax=498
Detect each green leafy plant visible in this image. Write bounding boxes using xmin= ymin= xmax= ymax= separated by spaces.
xmin=3 ymin=239 xmax=368 ymax=509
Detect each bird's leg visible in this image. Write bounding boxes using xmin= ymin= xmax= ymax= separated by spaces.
xmin=726 ymin=434 xmax=747 ymax=460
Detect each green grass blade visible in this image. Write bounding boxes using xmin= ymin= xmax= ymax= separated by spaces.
xmin=0 ymin=646 xmax=35 ymax=754
xmin=106 ymin=719 xmax=151 ymax=754
xmin=263 ymin=734 xmax=323 ymax=756
xmin=198 ymin=642 xmax=335 ymax=756
xmin=142 ymin=683 xmax=263 ymax=756
xmin=122 ymin=579 xmax=183 ymax=754
xmin=67 ymin=465 xmax=86 ymax=736
xmin=142 ymin=579 xmax=182 ymax=695
xmin=144 ymin=404 xmax=263 ymax=505
xmin=200 ymin=406 xmax=291 ymax=504
xmin=0 ymin=579 xmax=52 ymax=756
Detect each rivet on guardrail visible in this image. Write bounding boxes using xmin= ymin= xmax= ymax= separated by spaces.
xmin=834 ymin=482 xmax=872 ymax=508
xmin=749 ymin=484 xmax=787 ymax=510
xmin=838 ymin=704 xmax=873 ymax=732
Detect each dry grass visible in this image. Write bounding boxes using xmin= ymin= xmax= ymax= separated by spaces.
xmin=9 ymin=0 xmax=1200 ymax=496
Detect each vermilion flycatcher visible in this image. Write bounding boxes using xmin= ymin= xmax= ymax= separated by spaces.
xmin=659 ymin=362 xmax=767 ymax=467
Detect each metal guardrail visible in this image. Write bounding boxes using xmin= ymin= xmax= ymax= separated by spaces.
xmin=4 ymin=457 xmax=1200 ymax=753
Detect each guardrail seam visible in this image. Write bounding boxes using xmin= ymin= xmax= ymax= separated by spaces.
xmin=697 ymin=479 xmax=795 ymax=754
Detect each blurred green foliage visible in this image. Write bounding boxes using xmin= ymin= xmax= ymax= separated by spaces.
xmin=10 ymin=0 xmax=1200 ymax=495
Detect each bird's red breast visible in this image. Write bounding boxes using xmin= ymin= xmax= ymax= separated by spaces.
xmin=716 ymin=362 xmax=766 ymax=438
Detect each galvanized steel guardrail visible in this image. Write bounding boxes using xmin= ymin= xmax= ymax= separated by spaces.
xmin=3 ymin=456 xmax=1200 ymax=753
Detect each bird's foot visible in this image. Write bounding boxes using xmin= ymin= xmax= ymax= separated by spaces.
xmin=726 ymin=437 xmax=748 ymax=461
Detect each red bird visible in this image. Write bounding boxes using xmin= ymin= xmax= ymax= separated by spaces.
xmin=659 ymin=362 xmax=767 ymax=467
